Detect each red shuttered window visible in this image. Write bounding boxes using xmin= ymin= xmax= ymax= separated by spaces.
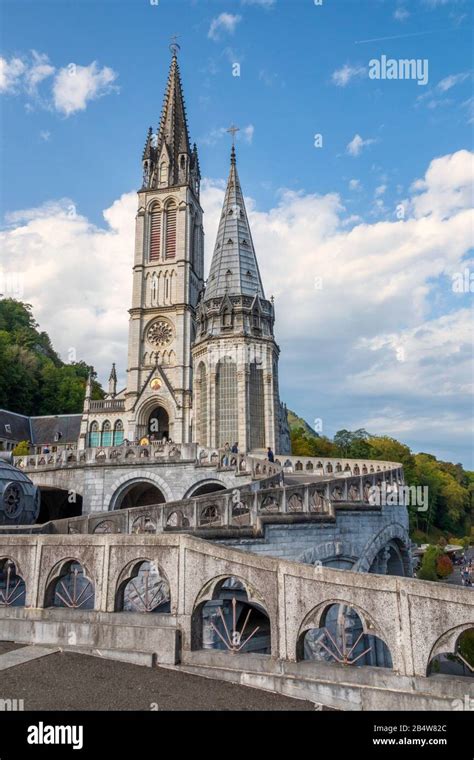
xmin=149 ymin=209 xmax=162 ymax=261
xmin=165 ymin=205 xmax=177 ymax=258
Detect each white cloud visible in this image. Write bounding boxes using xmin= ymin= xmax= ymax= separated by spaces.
xmin=0 ymin=51 xmax=118 ymax=115
xmin=1 ymin=193 xmax=135 ymax=385
xmin=437 ymin=72 xmax=470 ymax=92
xmin=349 ymin=179 xmax=361 ymax=190
xmin=0 ymin=51 xmax=54 ymax=97
xmin=331 ymin=64 xmax=366 ymax=87
xmin=375 ymin=184 xmax=387 ymax=197
xmin=0 ymin=56 xmax=27 ymax=93
xmin=24 ymin=51 xmax=55 ymax=95
xmin=462 ymin=96 xmax=474 ymax=123
xmin=53 ymin=62 xmax=118 ymax=116
xmin=242 ymin=124 xmax=254 ymax=143
xmin=346 ymin=133 xmax=376 ymax=157
xmin=410 ymin=149 xmax=473 ymax=219
xmin=1 ymin=149 xmax=473 ymax=463
xmin=393 ymin=7 xmax=410 ymax=21
xmin=39 ymin=130 xmax=51 ymax=142
xmin=208 ymin=13 xmax=242 ymax=41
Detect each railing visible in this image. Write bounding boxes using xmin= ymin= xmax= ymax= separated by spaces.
xmin=13 ymin=444 xmax=282 ymax=481
xmin=89 ymin=399 xmax=125 ymax=412
xmin=276 ymin=455 xmax=402 ymax=478
xmin=14 ymin=442 xmax=197 ymax=470
xmin=19 ymin=465 xmax=405 ymax=537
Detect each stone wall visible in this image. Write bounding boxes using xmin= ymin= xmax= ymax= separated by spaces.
xmin=0 ymin=532 xmax=472 ymax=709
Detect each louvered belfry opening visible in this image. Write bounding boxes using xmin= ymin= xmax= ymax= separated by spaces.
xmin=165 ymin=204 xmax=177 ymax=258
xmin=149 ymin=208 xmax=162 ymax=261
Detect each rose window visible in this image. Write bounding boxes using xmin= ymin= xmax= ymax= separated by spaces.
xmin=147 ymin=320 xmax=173 ymax=347
xmin=3 ymin=483 xmax=22 ymax=518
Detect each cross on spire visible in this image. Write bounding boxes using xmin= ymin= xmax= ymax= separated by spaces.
xmin=227 ymin=124 xmax=240 ymax=146
xmin=169 ymin=34 xmax=180 ymax=57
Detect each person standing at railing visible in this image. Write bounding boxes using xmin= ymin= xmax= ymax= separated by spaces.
xmin=223 ymin=442 xmax=231 ymax=466
xmin=231 ymin=442 xmax=239 ymax=454
xmin=267 ymin=447 xmax=274 ymax=463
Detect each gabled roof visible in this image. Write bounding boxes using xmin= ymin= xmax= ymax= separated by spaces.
xmin=0 ymin=410 xmax=31 ymax=442
xmin=0 ymin=410 xmax=82 ymax=445
xmin=29 ymin=415 xmax=82 ymax=445
xmin=204 ymin=146 xmax=265 ymax=300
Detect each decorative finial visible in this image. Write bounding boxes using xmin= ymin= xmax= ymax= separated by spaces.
xmin=169 ymin=34 xmax=180 ymax=57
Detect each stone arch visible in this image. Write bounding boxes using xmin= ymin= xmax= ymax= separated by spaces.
xmin=114 ymin=557 xmax=171 ymax=614
xmin=135 ymin=395 xmax=175 ymax=440
xmin=298 ymin=541 xmax=357 ymax=570
xmin=44 ymin=558 xmax=95 ymax=609
xmin=296 ymin=599 xmax=392 ymax=667
xmin=0 ymin=557 xmax=26 ymax=607
xmin=183 ymin=479 xmax=227 ymax=499
xmin=427 ymin=623 xmax=474 ymax=676
xmin=191 ymin=574 xmax=272 ymax=654
xmin=355 ymin=523 xmax=411 ymax=575
xmin=146 ymin=197 xmax=162 ymax=212
xmin=165 ymin=510 xmax=190 ymax=529
xmin=88 ymin=420 xmax=100 ymax=447
xmin=105 ymin=471 xmax=174 ymax=511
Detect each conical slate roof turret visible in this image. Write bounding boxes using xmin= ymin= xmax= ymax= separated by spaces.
xmin=205 ymin=146 xmax=265 ymax=300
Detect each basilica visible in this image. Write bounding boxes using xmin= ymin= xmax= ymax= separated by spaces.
xmin=78 ymin=49 xmax=291 ymax=455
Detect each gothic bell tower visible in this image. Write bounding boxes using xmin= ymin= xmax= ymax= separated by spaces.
xmin=125 ymin=43 xmax=204 ymax=443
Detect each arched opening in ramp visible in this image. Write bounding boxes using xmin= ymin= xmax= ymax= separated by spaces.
xmin=113 ymin=481 xmax=166 ymax=510
xmin=369 ymin=539 xmax=409 ymax=577
xmin=297 ymin=602 xmax=392 ymax=669
xmin=38 ymin=487 xmax=83 ymax=523
xmin=192 ymin=576 xmax=271 ymax=655
xmin=115 ymin=560 xmax=171 ymax=614
xmin=428 ymin=627 xmax=474 ymax=678
xmin=185 ymin=481 xmax=226 ymax=498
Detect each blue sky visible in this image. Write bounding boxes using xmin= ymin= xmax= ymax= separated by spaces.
xmin=1 ymin=0 xmax=473 ymax=466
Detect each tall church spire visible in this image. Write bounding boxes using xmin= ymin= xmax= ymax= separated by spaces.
xmin=204 ymin=145 xmax=264 ymax=300
xmin=142 ymin=46 xmax=197 ymax=191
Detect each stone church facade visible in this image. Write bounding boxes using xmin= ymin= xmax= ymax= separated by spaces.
xmin=78 ymin=49 xmax=291 ymax=454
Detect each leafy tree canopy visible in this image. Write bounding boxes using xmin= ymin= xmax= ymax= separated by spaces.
xmin=0 ymin=299 xmax=104 ymax=416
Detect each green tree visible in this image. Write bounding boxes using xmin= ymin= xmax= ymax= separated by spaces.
xmin=0 ymin=299 xmax=104 ymax=415
xmin=458 ymin=629 xmax=474 ymax=669
xmin=418 ymin=545 xmax=442 ymax=582
xmin=12 ymin=440 xmax=30 ymax=456
xmin=333 ymin=429 xmax=370 ymax=457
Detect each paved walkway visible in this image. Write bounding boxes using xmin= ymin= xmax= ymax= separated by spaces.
xmin=0 ymin=648 xmax=314 ymax=711
xmin=0 ymin=644 xmax=59 ymax=671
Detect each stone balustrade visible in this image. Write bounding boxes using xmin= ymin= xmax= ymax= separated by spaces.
xmin=276 ymin=454 xmax=402 ymax=477
xmin=89 ymin=399 xmax=126 ymax=412
xmin=13 ymin=444 xmax=281 ymax=482
xmin=7 ymin=464 xmax=408 ymax=538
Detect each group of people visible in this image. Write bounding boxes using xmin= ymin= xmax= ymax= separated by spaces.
xmin=222 ymin=442 xmax=239 ymax=466
xmin=222 ymin=442 xmax=274 ymax=466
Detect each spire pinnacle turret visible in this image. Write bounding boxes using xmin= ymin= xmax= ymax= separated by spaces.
xmin=141 ymin=44 xmax=197 ymax=192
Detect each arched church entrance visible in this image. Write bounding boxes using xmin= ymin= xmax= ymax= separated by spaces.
xmin=148 ymin=406 xmax=169 ymax=442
